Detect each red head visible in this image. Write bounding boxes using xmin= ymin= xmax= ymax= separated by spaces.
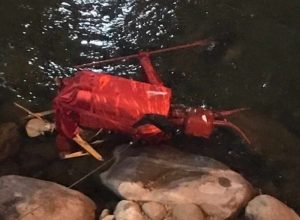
xmin=184 ymin=108 xmax=215 ymax=138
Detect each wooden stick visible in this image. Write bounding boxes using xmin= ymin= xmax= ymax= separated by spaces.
xmin=14 ymin=102 xmax=44 ymax=120
xmin=87 ymin=128 xmax=104 ymax=142
xmin=61 ymin=151 xmax=89 ymax=159
xmin=25 ymin=110 xmax=55 ymax=119
xmin=73 ymin=134 xmax=103 ymax=161
xmin=91 ymin=139 xmax=105 ymax=145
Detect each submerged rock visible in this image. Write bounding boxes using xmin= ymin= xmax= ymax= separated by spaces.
xmin=100 ymin=145 xmax=254 ymax=219
xmin=0 ymin=122 xmax=20 ymax=161
xmin=100 ymin=209 xmax=117 ymax=220
xmin=0 ymin=175 xmax=96 ymax=220
xmin=229 ymin=111 xmax=300 ymax=210
xmin=228 ymin=111 xmax=300 ymax=162
xmin=245 ymin=195 xmax=300 ymax=220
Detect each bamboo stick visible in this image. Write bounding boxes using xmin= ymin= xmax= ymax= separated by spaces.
xmin=14 ymin=102 xmax=44 ymax=120
xmin=73 ymin=134 xmax=103 ymax=161
xmin=61 ymin=151 xmax=89 ymax=159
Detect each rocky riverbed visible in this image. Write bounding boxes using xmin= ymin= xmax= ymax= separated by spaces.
xmin=0 ymin=107 xmax=300 ymax=219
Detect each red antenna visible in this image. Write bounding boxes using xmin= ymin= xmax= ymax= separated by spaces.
xmin=74 ymin=38 xmax=215 ymax=69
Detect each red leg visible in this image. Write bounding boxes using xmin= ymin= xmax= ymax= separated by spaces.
xmin=138 ymin=52 xmax=163 ymax=85
xmin=214 ymin=108 xmax=250 ymax=118
xmin=213 ymin=120 xmax=251 ymax=144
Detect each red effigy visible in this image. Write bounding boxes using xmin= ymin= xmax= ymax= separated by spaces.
xmin=53 ymin=42 xmax=250 ymax=157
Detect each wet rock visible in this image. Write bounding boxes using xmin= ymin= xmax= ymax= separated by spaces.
xmin=99 ymin=209 xmax=119 ymax=220
xmin=245 ymin=195 xmax=300 ymax=220
xmin=102 ymin=215 xmax=114 ymax=220
xmin=114 ymin=200 xmax=144 ymax=220
xmin=142 ymin=201 xmax=167 ymax=220
xmin=100 ymin=201 xmax=168 ymax=220
xmin=0 ymin=175 xmax=96 ymax=220
xmin=100 ymin=209 xmax=111 ymax=219
xmin=100 ymin=145 xmax=254 ymax=219
xmin=171 ymin=203 xmax=205 ymax=220
xmin=0 ymin=122 xmax=20 ymax=161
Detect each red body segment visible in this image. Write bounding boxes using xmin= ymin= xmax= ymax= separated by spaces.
xmin=54 ymin=71 xmax=171 ymax=140
xmin=53 ymin=53 xmax=173 ymax=152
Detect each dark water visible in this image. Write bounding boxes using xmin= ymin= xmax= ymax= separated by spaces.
xmin=1 ymin=0 xmax=300 ymax=128
xmin=1 ymin=0 xmax=300 ymax=214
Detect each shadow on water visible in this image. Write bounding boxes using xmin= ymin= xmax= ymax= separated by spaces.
xmin=1 ymin=0 xmax=300 ymax=215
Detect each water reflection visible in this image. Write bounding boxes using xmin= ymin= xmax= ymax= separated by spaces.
xmin=0 ymin=0 xmax=179 ymax=104
xmin=1 ymin=0 xmax=300 ymax=117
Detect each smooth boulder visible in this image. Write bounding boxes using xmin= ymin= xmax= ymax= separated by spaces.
xmin=100 ymin=145 xmax=254 ymax=219
xmin=0 ymin=175 xmax=96 ymax=220
xmin=142 ymin=201 xmax=167 ymax=220
xmin=245 ymin=195 xmax=300 ymax=220
xmin=114 ymin=200 xmax=144 ymax=220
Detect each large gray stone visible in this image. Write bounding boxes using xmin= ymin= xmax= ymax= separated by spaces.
xmin=0 ymin=122 xmax=20 ymax=161
xmin=0 ymin=175 xmax=96 ymax=220
xmin=245 ymin=195 xmax=300 ymax=220
xmin=100 ymin=145 xmax=254 ymax=219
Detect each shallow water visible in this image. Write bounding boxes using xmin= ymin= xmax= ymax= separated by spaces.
xmin=1 ymin=0 xmax=300 ymax=130
xmin=1 ymin=0 xmax=300 ymax=214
